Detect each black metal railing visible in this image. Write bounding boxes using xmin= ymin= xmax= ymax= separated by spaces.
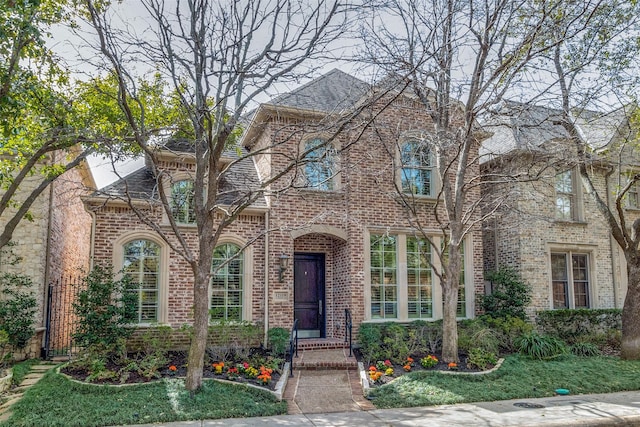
xmin=345 ymin=308 xmax=353 ymax=357
xmin=43 ymin=276 xmax=83 ymax=360
xmin=288 ymin=318 xmax=299 ymax=377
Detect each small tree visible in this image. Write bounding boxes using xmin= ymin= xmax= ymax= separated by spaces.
xmin=482 ymin=267 xmax=531 ymax=320
xmin=73 ymin=266 xmax=136 ymax=350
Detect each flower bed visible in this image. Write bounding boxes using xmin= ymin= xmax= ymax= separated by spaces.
xmin=61 ymin=349 xmax=284 ymax=391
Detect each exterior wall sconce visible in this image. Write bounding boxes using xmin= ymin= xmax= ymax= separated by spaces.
xmin=278 ymin=254 xmax=290 ymax=282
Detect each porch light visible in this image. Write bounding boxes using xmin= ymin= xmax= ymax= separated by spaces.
xmin=278 ymin=254 xmax=290 ymax=282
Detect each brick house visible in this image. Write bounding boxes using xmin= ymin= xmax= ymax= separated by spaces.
xmin=0 ymin=152 xmax=94 ymax=357
xmin=84 ymin=69 xmax=484 ymax=343
xmin=481 ymin=102 xmax=635 ymax=314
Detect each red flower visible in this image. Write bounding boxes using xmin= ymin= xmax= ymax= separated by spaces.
xmin=168 ymin=365 xmax=177 ymax=371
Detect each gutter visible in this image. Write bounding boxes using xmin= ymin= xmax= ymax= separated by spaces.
xmin=263 ymin=210 xmax=270 ymax=345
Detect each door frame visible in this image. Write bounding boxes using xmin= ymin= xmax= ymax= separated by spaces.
xmin=293 ymin=252 xmax=326 ymax=338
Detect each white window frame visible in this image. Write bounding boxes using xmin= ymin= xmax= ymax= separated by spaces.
xmin=209 ymin=237 xmax=253 ymax=323
xmin=399 ymin=138 xmax=438 ymax=198
xmin=113 ymin=232 xmax=169 ymax=325
xmin=364 ymin=229 xmax=473 ymax=322
xmin=554 ymin=168 xmax=583 ymax=221
xmin=170 ymin=179 xmax=196 ymax=224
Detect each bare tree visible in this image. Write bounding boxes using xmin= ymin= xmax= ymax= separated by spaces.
xmin=543 ymin=0 xmax=640 ymax=358
xmin=359 ymin=0 xmax=613 ymax=362
xmin=79 ymin=0 xmax=355 ymax=391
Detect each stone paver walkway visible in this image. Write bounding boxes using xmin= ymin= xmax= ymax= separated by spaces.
xmin=0 ymin=363 xmax=58 ymax=422
xmin=284 ymin=347 xmax=374 ymax=414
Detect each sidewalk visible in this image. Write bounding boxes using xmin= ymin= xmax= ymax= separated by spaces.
xmin=124 ymin=390 xmax=640 ymax=426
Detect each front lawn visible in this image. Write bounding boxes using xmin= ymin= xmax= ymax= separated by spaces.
xmin=1 ymin=371 xmax=287 ymax=427
xmin=368 ymin=355 xmax=640 ymax=408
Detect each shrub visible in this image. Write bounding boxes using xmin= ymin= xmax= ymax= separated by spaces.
xmin=0 ymin=273 xmax=37 ymax=349
xmin=482 ymin=268 xmax=531 ymax=320
xmin=207 ymin=320 xmax=261 ymax=361
xmin=73 ymin=267 xmax=136 ymax=349
xmin=467 ymin=347 xmax=498 ymax=370
xmin=382 ymin=323 xmax=410 ymax=363
xmin=408 ymin=320 xmax=442 ymax=354
xmin=357 ymin=323 xmax=384 ymax=365
xmin=481 ymin=315 xmax=534 ymax=354
xmin=267 ymin=327 xmax=289 ymax=356
xmin=536 ymin=309 xmax=621 ymax=344
xmin=570 ymin=342 xmax=601 ymax=357
xmin=516 ymin=332 xmax=567 ymax=360
xmin=458 ymin=319 xmax=499 ymax=355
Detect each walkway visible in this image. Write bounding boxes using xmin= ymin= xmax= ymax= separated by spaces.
xmin=283 ymin=345 xmax=374 ymax=414
xmin=127 ymin=390 xmax=640 ymax=426
xmin=0 ymin=362 xmax=59 ymax=422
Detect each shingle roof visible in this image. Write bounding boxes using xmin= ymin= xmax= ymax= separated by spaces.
xmin=94 ymin=140 xmax=266 ymax=208
xmin=480 ymin=101 xmax=629 ymax=164
xmin=268 ymin=69 xmax=370 ymax=113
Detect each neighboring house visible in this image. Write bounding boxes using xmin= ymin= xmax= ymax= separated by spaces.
xmin=481 ymin=102 xmax=636 ymax=314
xmin=84 ymin=69 xmax=484 ymax=343
xmin=0 ymin=153 xmax=95 ymax=358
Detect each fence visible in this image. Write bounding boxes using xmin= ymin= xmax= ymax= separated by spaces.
xmin=42 ymin=276 xmax=84 ymax=360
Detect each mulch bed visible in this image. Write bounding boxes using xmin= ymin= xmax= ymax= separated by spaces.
xmin=61 ymin=349 xmax=283 ymax=391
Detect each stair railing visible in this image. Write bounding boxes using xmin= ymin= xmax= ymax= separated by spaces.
xmin=289 ymin=318 xmax=299 ymax=377
xmin=345 ymin=308 xmax=353 ymax=357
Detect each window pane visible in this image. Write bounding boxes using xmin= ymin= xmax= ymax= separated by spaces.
xmin=123 ymin=239 xmax=160 ymax=323
xmin=401 ymin=140 xmax=434 ymax=196
xmin=370 ymin=235 xmax=397 ymax=319
xmin=551 ymin=253 xmax=569 ymax=309
xmin=555 ymin=171 xmax=575 ymax=220
xmin=407 ymin=237 xmax=433 ymax=318
xmin=211 ymin=243 xmax=244 ymax=321
xmin=171 ymin=180 xmax=196 ymax=223
xmin=572 ymin=254 xmax=590 ymax=308
xmin=304 ymin=138 xmax=335 ymax=190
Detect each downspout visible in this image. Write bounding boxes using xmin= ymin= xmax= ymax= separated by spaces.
xmin=85 ymin=207 xmax=96 ymax=271
xmin=263 ymin=210 xmax=270 ymax=345
xmin=605 ymin=172 xmax=619 ymax=308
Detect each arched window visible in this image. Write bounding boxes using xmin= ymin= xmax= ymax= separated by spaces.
xmin=211 ymin=243 xmax=244 ymax=321
xmin=304 ymin=138 xmax=336 ymax=191
xmin=171 ymin=180 xmax=195 ymax=224
xmin=401 ymin=140 xmax=435 ymax=196
xmin=123 ymin=239 xmax=161 ymax=323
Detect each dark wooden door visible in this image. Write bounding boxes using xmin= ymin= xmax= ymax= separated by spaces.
xmin=294 ymin=253 xmax=325 ymax=338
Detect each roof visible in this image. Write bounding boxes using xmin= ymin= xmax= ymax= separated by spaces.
xmin=480 ymin=101 xmax=630 ymax=164
xmin=92 ymin=140 xmax=266 ymax=208
xmin=267 ymin=69 xmax=370 ymax=113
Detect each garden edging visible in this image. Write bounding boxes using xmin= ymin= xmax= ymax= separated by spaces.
xmin=56 ymin=363 xmax=289 ymax=401
xmin=359 ymin=358 xmax=505 ymax=396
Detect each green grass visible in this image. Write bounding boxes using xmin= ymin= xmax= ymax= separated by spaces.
xmin=1 ymin=372 xmax=287 ymax=427
xmin=10 ymin=359 xmax=39 ymax=386
xmin=368 ymin=355 xmax=640 ymax=408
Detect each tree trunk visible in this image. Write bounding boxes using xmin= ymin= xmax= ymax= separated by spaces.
xmin=185 ymin=267 xmax=210 ymax=391
xmin=441 ymin=280 xmax=459 ymax=363
xmin=621 ymin=258 xmax=640 ymax=360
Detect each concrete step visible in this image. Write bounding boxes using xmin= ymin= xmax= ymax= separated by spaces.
xmin=293 ymin=360 xmax=359 ymax=370
xmin=295 ymin=339 xmax=351 ymax=351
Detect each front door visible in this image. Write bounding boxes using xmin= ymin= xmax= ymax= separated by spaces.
xmin=294 ymin=253 xmax=325 ymax=338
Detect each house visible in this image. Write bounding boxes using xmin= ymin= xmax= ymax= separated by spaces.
xmin=481 ymin=102 xmax=636 ymax=314
xmin=83 ymin=69 xmax=484 ymax=344
xmin=0 ymin=152 xmax=95 ymax=358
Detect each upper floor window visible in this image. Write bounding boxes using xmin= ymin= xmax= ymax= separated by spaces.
xmin=555 ymin=170 xmax=576 ymax=220
xmin=401 ymin=140 xmax=435 ymax=197
xmin=123 ymin=239 xmax=161 ymax=323
xmin=624 ymin=173 xmax=640 ymax=209
xmin=304 ymin=138 xmax=336 ymax=191
xmin=211 ymin=243 xmax=244 ymax=321
xmin=171 ymin=180 xmax=195 ymax=224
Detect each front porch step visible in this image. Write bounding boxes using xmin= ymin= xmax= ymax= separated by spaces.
xmin=294 ymin=339 xmax=351 ymax=351
xmin=291 ymin=347 xmax=358 ymax=371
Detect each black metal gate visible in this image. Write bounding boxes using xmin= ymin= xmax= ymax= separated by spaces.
xmin=42 ymin=276 xmax=84 ymax=360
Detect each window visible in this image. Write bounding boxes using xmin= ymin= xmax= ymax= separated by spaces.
xmin=367 ymin=233 xmax=470 ymax=321
xmin=555 ymin=170 xmax=576 ymax=220
xmin=401 ymin=140 xmax=435 ymax=196
xmin=171 ymin=180 xmax=195 ymax=224
xmin=407 ymin=237 xmax=433 ymax=318
xmin=370 ymin=235 xmax=398 ymax=319
xmin=304 ymin=138 xmax=336 ymax=190
xmin=123 ymin=239 xmax=160 ymax=323
xmin=551 ymin=252 xmax=590 ymax=309
xmin=211 ymin=243 xmax=244 ymax=321
xmin=624 ymin=173 xmax=640 ymax=209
